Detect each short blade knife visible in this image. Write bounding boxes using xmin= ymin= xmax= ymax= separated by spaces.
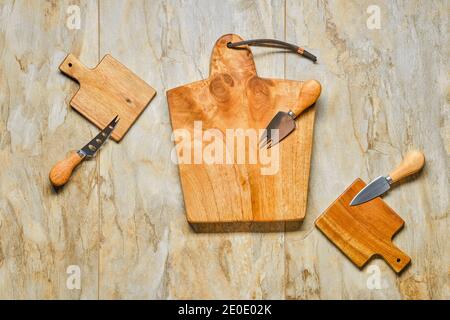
xmin=350 ymin=150 xmax=425 ymax=206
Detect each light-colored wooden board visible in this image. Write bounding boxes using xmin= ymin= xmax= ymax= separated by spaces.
xmin=60 ymin=53 xmax=156 ymax=142
xmin=0 ymin=0 xmax=99 ymax=299
xmin=284 ymin=0 xmax=449 ymax=299
xmin=98 ymin=0 xmax=287 ymax=299
xmin=157 ymin=0 xmax=295 ymax=295
xmin=160 ymin=1 xmax=288 ymax=299
xmin=167 ymin=33 xmax=320 ymax=223
xmin=0 ymin=0 xmax=448 ymax=300
xmin=315 ymin=179 xmax=411 ymax=273
xmin=96 ymin=0 xmax=176 ymax=299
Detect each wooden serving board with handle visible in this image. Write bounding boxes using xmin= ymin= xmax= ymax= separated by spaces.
xmin=315 ymin=179 xmax=411 ymax=273
xmin=60 ymin=54 xmax=156 ymax=142
xmin=166 ymin=34 xmax=321 ymax=223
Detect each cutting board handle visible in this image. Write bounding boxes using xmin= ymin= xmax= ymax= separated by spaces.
xmin=389 ymin=150 xmax=425 ymax=183
xmin=59 ymin=54 xmax=90 ymax=81
xmin=378 ymin=242 xmax=411 ymax=273
xmin=291 ymin=80 xmax=321 ymax=116
xmin=210 ymin=34 xmax=257 ymax=79
xmin=49 ymin=151 xmax=83 ymax=187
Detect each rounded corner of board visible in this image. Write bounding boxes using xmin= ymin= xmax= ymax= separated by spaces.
xmin=186 ymin=216 xmax=202 ymax=225
xmin=314 ymin=216 xmax=323 ymax=227
xmin=111 ymin=136 xmax=121 ymax=143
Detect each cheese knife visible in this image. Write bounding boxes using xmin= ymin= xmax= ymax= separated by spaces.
xmin=350 ymin=150 xmax=425 ymax=206
xmin=49 ymin=115 xmax=119 ymax=187
xmin=259 ymin=79 xmax=321 ymax=148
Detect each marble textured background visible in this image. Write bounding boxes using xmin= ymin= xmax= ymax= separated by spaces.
xmin=0 ymin=0 xmax=448 ymax=299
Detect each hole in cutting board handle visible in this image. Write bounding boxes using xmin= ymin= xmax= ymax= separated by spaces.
xmin=397 ymin=258 xmax=401 ymax=263
xmin=68 ymin=63 xmax=72 ymax=67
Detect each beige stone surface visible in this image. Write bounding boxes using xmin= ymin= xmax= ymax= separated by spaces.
xmin=0 ymin=0 xmax=448 ymax=299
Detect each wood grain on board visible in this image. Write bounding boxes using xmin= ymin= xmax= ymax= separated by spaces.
xmin=0 ymin=0 xmax=448 ymax=300
xmin=167 ymin=34 xmax=320 ymax=223
xmin=60 ymin=54 xmax=156 ymax=142
xmin=159 ymin=2 xmax=288 ymax=299
xmin=0 ymin=0 xmax=99 ymax=299
xmin=283 ymin=0 xmax=448 ymax=299
xmin=315 ymin=179 xmax=411 ymax=273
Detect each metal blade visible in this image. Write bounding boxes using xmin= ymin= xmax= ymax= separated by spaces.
xmin=259 ymin=111 xmax=296 ymax=148
xmin=350 ymin=176 xmax=391 ymax=206
xmin=79 ymin=115 xmax=119 ymax=157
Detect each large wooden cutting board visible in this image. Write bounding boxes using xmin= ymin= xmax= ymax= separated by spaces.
xmin=315 ymin=179 xmax=411 ymax=273
xmin=166 ymin=34 xmax=320 ymax=223
xmin=60 ymin=54 xmax=156 ymax=142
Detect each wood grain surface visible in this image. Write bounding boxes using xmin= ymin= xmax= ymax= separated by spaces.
xmin=60 ymin=53 xmax=156 ymax=142
xmin=316 ymin=179 xmax=411 ymax=273
xmin=167 ymin=34 xmax=320 ymax=223
xmin=0 ymin=0 xmax=448 ymax=299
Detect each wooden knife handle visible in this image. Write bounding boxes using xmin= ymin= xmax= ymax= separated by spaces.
xmin=49 ymin=151 xmax=84 ymax=187
xmin=389 ymin=150 xmax=425 ymax=183
xmin=59 ymin=53 xmax=90 ymax=81
xmin=291 ymin=79 xmax=321 ymax=117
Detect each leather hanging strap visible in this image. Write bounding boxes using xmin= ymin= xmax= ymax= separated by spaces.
xmin=227 ymin=38 xmax=317 ymax=62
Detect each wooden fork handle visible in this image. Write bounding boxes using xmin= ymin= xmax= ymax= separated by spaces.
xmin=49 ymin=151 xmax=84 ymax=187
xmin=291 ymin=79 xmax=322 ymax=117
xmin=389 ymin=150 xmax=425 ymax=183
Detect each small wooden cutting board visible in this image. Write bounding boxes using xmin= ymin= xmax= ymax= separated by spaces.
xmin=315 ymin=179 xmax=411 ymax=273
xmin=60 ymin=54 xmax=156 ymax=142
